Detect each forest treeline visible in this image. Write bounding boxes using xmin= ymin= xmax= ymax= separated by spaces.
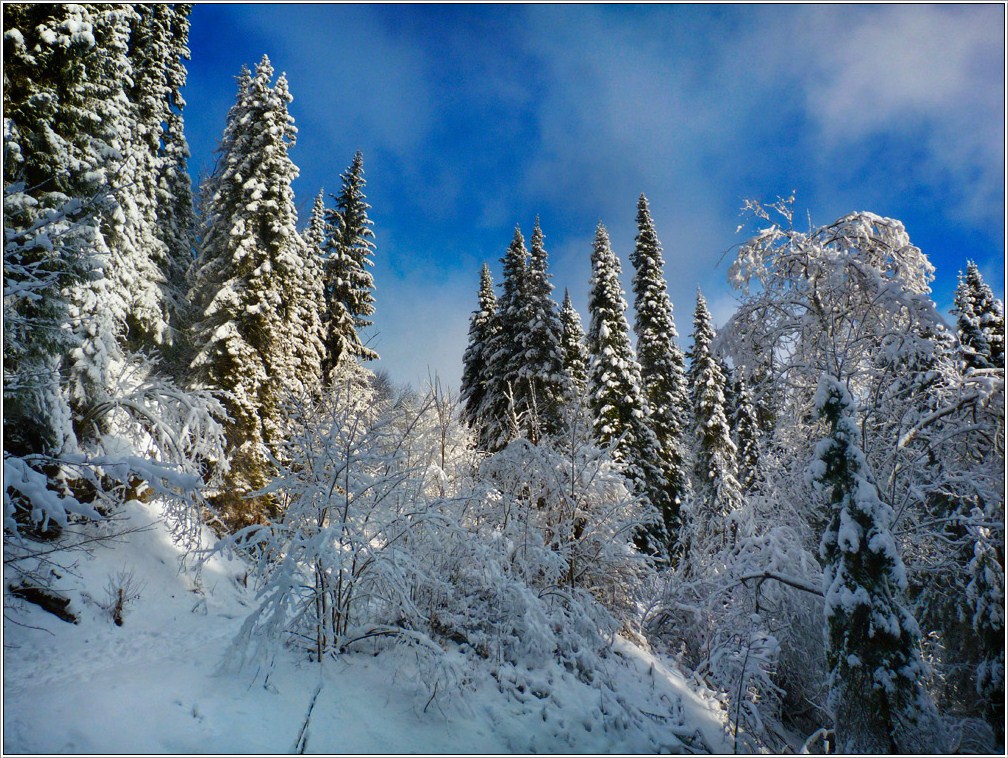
xmin=3 ymin=5 xmax=1004 ymax=754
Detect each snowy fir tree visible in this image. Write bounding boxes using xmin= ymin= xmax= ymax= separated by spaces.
xmin=586 ymin=222 xmax=669 ymax=557
xmin=287 ymin=193 xmax=326 ymax=398
xmin=732 ymin=374 xmax=761 ymax=494
xmin=188 ymin=56 xmax=311 ymax=528
xmin=953 ymin=260 xmax=1005 ymax=371
xmin=516 ymin=218 xmax=571 ymax=442
xmin=810 ymin=374 xmax=946 ymax=754
xmin=3 ymin=3 xmax=227 ymax=552
xmin=460 ymin=263 xmax=499 ymax=441
xmin=479 ymin=226 xmax=531 ymax=452
xmin=130 ymin=3 xmax=197 ymax=354
xmin=630 ymin=193 xmax=690 ymax=546
xmin=965 ymin=523 xmax=1006 ymax=742
xmin=3 ymin=4 xmax=134 ymax=445
xmin=687 ymin=288 xmax=742 ymax=555
xmin=320 ymin=150 xmax=378 ymax=375
xmin=559 ymin=289 xmax=588 ymax=398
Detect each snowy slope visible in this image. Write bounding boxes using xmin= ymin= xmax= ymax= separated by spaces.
xmin=3 ymin=500 xmax=730 ymax=754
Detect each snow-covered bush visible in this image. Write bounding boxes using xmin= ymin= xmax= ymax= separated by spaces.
xmin=220 ymin=363 xmax=446 ymax=664
xmin=647 ymin=506 xmax=824 ymax=752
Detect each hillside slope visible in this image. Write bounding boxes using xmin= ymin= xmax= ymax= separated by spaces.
xmin=4 ymin=500 xmax=731 ymax=754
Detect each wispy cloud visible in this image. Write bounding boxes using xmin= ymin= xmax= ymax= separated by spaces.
xmin=796 ymin=5 xmax=1004 ymax=227
xmin=183 ymin=5 xmax=1004 ymax=388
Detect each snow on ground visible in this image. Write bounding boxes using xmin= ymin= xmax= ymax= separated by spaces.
xmin=4 ymin=500 xmax=730 ymax=754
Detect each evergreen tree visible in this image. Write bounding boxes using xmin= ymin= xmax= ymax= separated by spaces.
xmin=733 ymin=374 xmax=761 ymax=494
xmin=688 ymin=288 xmax=742 ymax=552
xmin=288 ymin=191 xmax=327 ymax=397
xmin=953 ymin=261 xmax=1005 ymax=371
xmin=321 ymin=150 xmax=378 ymax=375
xmin=518 ymin=218 xmax=570 ymax=442
xmin=149 ymin=4 xmax=197 ymax=348
xmin=586 ymin=222 xmax=669 ymax=557
xmin=811 ymin=374 xmax=946 ymax=754
xmin=965 ymin=523 xmax=1005 ymax=743
xmin=460 ymin=263 xmax=499 ymax=442
xmin=188 ymin=56 xmax=308 ymax=528
xmin=121 ymin=3 xmax=195 ymax=354
xmin=559 ymin=289 xmax=588 ymax=398
xmin=480 ymin=227 xmax=530 ymax=452
xmin=3 ymin=4 xmax=139 ymax=447
xmin=630 ymin=193 xmax=690 ymax=545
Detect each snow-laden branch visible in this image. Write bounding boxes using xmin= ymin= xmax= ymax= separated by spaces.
xmin=737 ymin=570 xmax=824 ymax=598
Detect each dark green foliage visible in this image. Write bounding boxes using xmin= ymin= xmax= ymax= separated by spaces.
xmin=688 ymin=289 xmax=742 ymax=552
xmin=813 ymin=375 xmax=946 ymax=754
xmin=479 ymin=226 xmax=531 ymax=452
xmin=559 ymin=289 xmax=588 ymax=398
xmin=516 ymin=218 xmax=570 ymax=442
xmin=188 ymin=57 xmax=307 ymax=529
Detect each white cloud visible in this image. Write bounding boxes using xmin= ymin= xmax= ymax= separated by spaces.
xmin=235 ymin=6 xmax=436 ymax=161
xmin=796 ymin=6 xmax=1004 ymax=226
xmin=367 ymin=264 xmax=476 ymax=390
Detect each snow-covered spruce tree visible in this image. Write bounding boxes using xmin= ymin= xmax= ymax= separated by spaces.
xmin=129 ymin=3 xmax=197 ymax=358
xmin=630 ymin=193 xmax=691 ymax=548
xmin=687 ymin=288 xmax=743 ymax=556
xmin=586 ymin=222 xmax=669 ymax=558
xmin=460 ymin=263 xmax=499 ymax=442
xmin=188 ymin=57 xmax=310 ymax=529
xmin=479 ymin=226 xmax=531 ymax=452
xmin=3 ymin=4 xmax=134 ymax=447
xmin=559 ymin=289 xmax=588 ymax=398
xmin=733 ymin=374 xmax=762 ymax=494
xmin=810 ymin=374 xmax=946 ymax=754
xmin=4 ymin=4 xmax=95 ymax=456
xmin=287 ymin=191 xmax=327 ymax=398
xmin=517 ymin=218 xmax=571 ymax=443
xmin=320 ymin=150 xmax=378 ymax=377
xmin=965 ymin=522 xmax=1006 ymax=743
xmin=117 ymin=2 xmax=184 ymax=352
xmin=954 ymin=260 xmax=1005 ymax=372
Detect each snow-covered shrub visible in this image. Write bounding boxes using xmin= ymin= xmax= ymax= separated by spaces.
xmin=474 ymin=422 xmax=651 ymax=622
xmin=646 ymin=484 xmax=825 ymax=752
xmin=220 ymin=363 xmax=444 ymax=663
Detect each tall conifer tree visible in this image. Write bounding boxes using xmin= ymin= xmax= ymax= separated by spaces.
xmin=480 ymin=227 xmax=530 ymax=451
xmin=733 ymin=374 xmax=761 ymax=494
xmin=811 ymin=374 xmax=945 ymax=753
xmin=3 ymin=4 xmax=140 ymax=447
xmin=953 ymin=261 xmax=1005 ymax=371
xmin=188 ymin=56 xmax=309 ymax=528
xmin=152 ymin=4 xmax=197 ymax=345
xmin=688 ymin=288 xmax=742 ymax=552
xmin=630 ymin=194 xmax=691 ymax=545
xmin=518 ymin=218 xmax=570 ymax=442
xmin=586 ymin=222 xmax=669 ymax=557
xmin=559 ymin=289 xmax=588 ymax=398
xmin=321 ymin=151 xmax=378 ymax=376
xmin=461 ymin=263 xmax=499 ymax=443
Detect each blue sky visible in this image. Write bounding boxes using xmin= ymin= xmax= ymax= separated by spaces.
xmin=184 ymin=4 xmax=1005 ymax=388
